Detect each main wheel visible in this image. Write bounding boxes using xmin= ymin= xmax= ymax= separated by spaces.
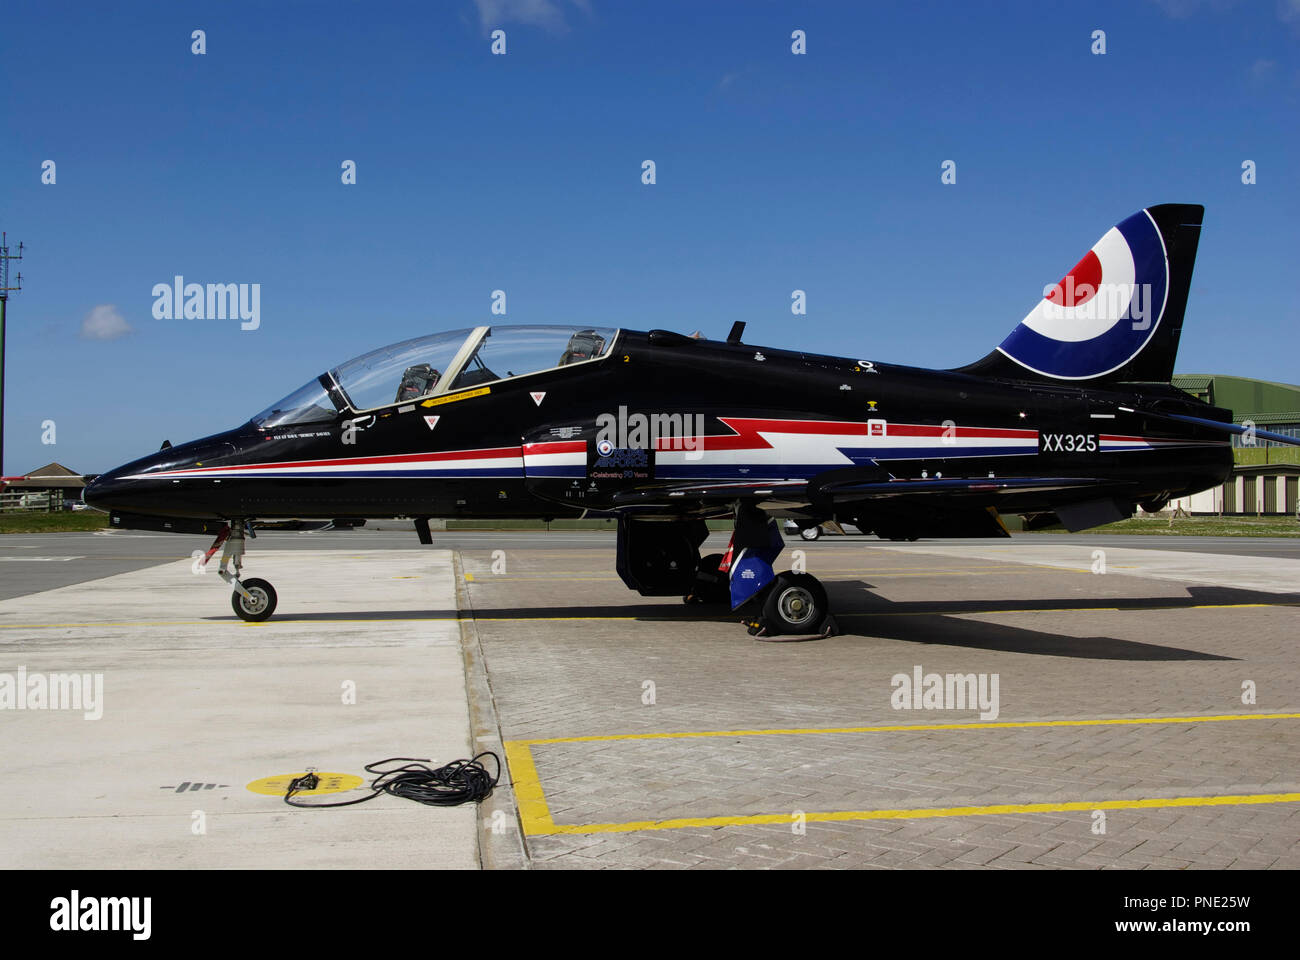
xmin=799 ymin=525 xmax=822 ymax=541
xmin=232 ymin=578 xmax=277 ymax=622
xmin=760 ymin=572 xmax=828 ymax=635
xmin=684 ymin=553 xmax=730 ymax=605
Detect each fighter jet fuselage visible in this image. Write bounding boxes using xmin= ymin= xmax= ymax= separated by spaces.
xmin=86 ymin=204 xmax=1285 ymax=633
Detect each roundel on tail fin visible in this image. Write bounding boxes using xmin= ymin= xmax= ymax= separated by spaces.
xmin=995 ymin=210 xmax=1169 ymax=380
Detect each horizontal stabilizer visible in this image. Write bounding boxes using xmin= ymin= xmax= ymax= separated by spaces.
xmin=1159 ymin=412 xmax=1300 ymax=447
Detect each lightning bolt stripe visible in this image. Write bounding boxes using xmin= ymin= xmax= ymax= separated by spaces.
xmin=119 ymin=422 xmax=1219 ymax=483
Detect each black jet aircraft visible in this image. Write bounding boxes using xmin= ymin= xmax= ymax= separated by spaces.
xmin=85 ymin=204 xmax=1300 ymax=635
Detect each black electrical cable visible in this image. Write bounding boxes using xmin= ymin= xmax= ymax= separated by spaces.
xmin=283 ymin=754 xmax=500 ymax=808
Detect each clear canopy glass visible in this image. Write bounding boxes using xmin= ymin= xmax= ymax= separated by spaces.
xmin=331 ymin=329 xmax=474 ymax=412
xmin=250 ymin=378 xmax=339 ymax=428
xmin=251 ymin=325 xmax=618 ymax=425
xmin=448 ymin=326 xmax=616 ymax=391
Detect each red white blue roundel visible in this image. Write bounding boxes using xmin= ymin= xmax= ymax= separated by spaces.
xmin=996 ymin=209 xmax=1168 ymax=379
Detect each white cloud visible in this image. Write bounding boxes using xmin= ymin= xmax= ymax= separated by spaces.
xmin=1251 ymin=58 xmax=1278 ymax=79
xmin=1149 ymin=0 xmax=1241 ymax=17
xmin=80 ymin=304 xmax=133 ymax=340
xmin=1150 ymin=0 xmax=1299 ymax=25
xmin=473 ymin=0 xmax=588 ymax=33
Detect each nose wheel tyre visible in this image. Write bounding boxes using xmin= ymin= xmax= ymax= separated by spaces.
xmin=232 ymin=578 xmax=277 ymax=622
xmin=799 ymin=525 xmax=822 ymax=541
xmin=760 ymin=572 xmax=828 ymax=635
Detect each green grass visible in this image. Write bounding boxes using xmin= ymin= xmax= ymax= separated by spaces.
xmin=1026 ymin=514 xmax=1300 ymax=537
xmin=0 ymin=511 xmax=111 ymax=534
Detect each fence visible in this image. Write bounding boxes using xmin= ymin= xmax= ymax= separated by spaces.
xmin=0 ymin=490 xmax=74 ymax=513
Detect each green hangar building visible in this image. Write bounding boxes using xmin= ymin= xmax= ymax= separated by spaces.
xmin=1170 ymin=374 xmax=1300 ymax=516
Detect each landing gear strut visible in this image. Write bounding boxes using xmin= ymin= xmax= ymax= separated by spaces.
xmin=726 ymin=504 xmax=836 ymax=639
xmin=200 ymin=521 xmax=279 ymax=622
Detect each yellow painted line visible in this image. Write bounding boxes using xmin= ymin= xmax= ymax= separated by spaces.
xmin=502 ymin=712 xmax=1300 ymax=836
xmin=470 ymin=616 xmax=641 ymax=622
xmin=3 ymin=600 xmax=1294 ymax=630
xmin=513 ymin=712 xmax=1300 ymax=746
xmin=0 ymin=615 xmax=645 ymax=629
xmin=525 ymin=792 xmax=1300 ymax=836
xmin=839 ymin=601 xmax=1300 ymax=618
xmin=467 ymin=576 xmax=622 ymax=582
xmin=0 ymin=620 xmax=220 ymax=628
xmin=458 ymin=566 xmax=1088 ymax=577
xmin=503 ymin=739 xmax=556 ymax=833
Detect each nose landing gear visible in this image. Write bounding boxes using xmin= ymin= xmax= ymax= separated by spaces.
xmin=199 ymin=521 xmax=279 ymax=622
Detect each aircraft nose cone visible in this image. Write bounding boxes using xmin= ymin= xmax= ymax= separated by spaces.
xmin=82 ymin=470 xmax=128 ymax=512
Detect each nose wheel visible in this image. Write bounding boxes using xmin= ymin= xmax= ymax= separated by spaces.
xmin=199 ymin=520 xmax=280 ymax=622
xmin=231 ymin=577 xmax=277 ymax=622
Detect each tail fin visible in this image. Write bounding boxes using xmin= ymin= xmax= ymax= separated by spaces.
xmin=957 ymin=204 xmax=1203 ymax=383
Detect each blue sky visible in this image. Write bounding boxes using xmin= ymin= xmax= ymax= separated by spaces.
xmin=2 ymin=0 xmax=1297 ymax=474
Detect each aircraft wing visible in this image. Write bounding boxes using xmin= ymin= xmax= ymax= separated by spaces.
xmin=609 ymin=475 xmax=1101 ymax=510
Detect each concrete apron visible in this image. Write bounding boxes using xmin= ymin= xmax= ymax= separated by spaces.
xmin=0 ymin=549 xmax=478 ymax=869
xmin=871 ymin=541 xmax=1300 ymax=595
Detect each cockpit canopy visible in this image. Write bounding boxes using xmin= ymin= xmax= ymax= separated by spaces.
xmin=251 ymin=324 xmax=617 ymax=428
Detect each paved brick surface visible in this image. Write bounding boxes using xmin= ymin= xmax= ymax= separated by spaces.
xmin=459 ymin=536 xmax=1300 ymax=869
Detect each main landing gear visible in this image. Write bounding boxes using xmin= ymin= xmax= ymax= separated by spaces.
xmin=747 ymin=571 xmax=830 ymax=638
xmin=614 ymin=510 xmax=836 ymax=639
xmin=724 ymin=504 xmax=836 ymax=640
xmin=199 ymin=521 xmax=279 ymax=622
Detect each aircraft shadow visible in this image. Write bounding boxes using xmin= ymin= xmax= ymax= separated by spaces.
xmin=817 ymin=581 xmax=1290 ymax=660
xmin=201 ymin=582 xmax=1297 ymax=661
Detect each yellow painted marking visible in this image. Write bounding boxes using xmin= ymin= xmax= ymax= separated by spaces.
xmin=422 ymin=386 xmax=491 ymax=407
xmin=526 ymin=792 xmax=1300 ymax=836
xmin=0 ymin=615 xmax=641 ymax=628
xmin=0 ymin=620 xmax=223 ymax=628
xmin=462 ymin=569 xmax=1139 ymax=582
xmin=461 ymin=566 xmax=1029 ymax=574
xmin=839 ymin=601 xmax=1300 ymax=618
xmin=1 ymin=600 xmax=1294 ymax=631
xmin=467 ymin=576 xmax=621 ymax=581
xmin=513 ymin=712 xmax=1300 ymax=746
xmin=503 ymin=740 xmax=556 ymax=833
xmin=503 ymin=712 xmax=1300 ymax=836
xmin=471 ymin=616 xmax=641 ymax=622
xmin=246 ymin=772 xmax=364 ymax=796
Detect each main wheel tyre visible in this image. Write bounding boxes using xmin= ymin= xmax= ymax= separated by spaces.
xmin=761 ymin=573 xmax=828 ymax=635
xmin=799 ymin=525 xmax=822 ymax=541
xmin=684 ymin=553 xmax=730 ymax=605
xmin=232 ymin=578 xmax=277 ymax=622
